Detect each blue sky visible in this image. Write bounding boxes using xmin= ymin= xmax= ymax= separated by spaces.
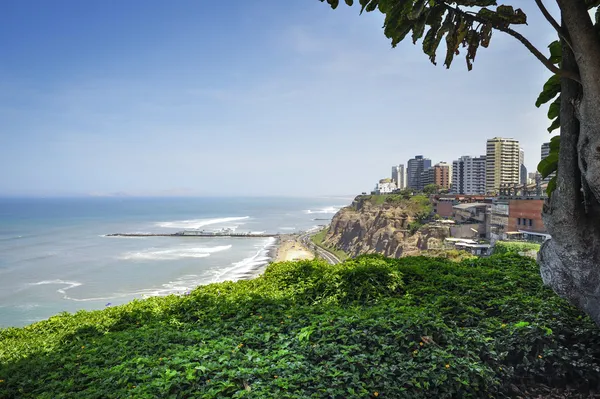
xmin=0 ymin=1 xmax=560 ymax=196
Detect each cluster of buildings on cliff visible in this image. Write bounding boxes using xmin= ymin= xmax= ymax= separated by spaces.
xmin=376 ymin=137 xmax=552 ymax=195
xmin=371 ymin=137 xmax=555 ymax=251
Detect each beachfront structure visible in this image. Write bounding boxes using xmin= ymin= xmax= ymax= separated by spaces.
xmin=392 ymin=164 xmax=406 ymax=189
xmin=407 ymin=155 xmax=431 ymax=191
xmin=451 ymin=155 xmax=486 ymax=195
xmin=374 ymin=179 xmax=397 ymax=194
xmin=485 ymin=137 xmax=521 ymax=194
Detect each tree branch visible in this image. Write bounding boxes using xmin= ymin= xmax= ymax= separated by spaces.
xmin=438 ymin=2 xmax=581 ymax=83
xmin=556 ymin=0 xmax=600 ymax=93
xmin=534 ymin=0 xmax=574 ymax=50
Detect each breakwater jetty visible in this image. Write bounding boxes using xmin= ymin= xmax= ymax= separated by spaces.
xmin=106 ymin=230 xmax=279 ymax=238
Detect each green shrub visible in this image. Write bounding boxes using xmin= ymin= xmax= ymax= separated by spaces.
xmin=1 ymin=254 xmax=600 ymax=398
xmin=493 ymin=241 xmax=541 ymax=255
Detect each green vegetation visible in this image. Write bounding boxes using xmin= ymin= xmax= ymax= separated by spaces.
xmin=357 ymin=194 xmax=433 ymax=236
xmin=493 ymin=241 xmax=541 ymax=256
xmin=423 ymin=184 xmax=441 ymax=195
xmin=360 ymin=194 xmax=431 ymax=214
xmin=319 ymin=0 xmax=600 ymax=326
xmin=2 ymin=254 xmax=600 ymax=398
xmin=310 ymin=228 xmax=349 ymax=261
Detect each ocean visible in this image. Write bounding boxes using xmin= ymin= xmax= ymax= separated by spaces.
xmin=0 ymin=196 xmax=350 ymax=328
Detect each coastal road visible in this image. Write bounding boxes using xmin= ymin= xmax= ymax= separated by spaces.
xmin=299 ymin=232 xmax=342 ymax=265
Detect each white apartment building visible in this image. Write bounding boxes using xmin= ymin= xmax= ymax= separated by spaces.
xmin=451 ymin=155 xmax=486 ymax=195
xmin=391 ymin=164 xmax=406 ymax=189
xmin=374 ymin=181 xmax=397 ymax=194
xmin=486 ymin=137 xmax=521 ymax=194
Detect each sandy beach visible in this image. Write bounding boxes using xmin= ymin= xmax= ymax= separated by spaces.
xmin=274 ymin=235 xmax=315 ymax=262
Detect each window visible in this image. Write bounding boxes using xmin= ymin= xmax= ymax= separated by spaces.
xmin=529 ymin=219 xmax=533 ymax=227
xmin=517 ymin=218 xmax=521 ymax=225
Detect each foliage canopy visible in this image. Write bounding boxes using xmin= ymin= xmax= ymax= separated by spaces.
xmin=2 ymin=255 xmax=600 ymax=398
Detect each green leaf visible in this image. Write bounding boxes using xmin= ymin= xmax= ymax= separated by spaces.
xmin=549 ymin=135 xmax=560 ymax=151
xmin=480 ymin=23 xmax=493 ymax=48
xmin=547 ymin=97 xmax=560 ymax=119
xmin=535 ymin=75 xmax=560 ymax=107
xmin=538 ymin=153 xmax=558 ymax=178
xmin=549 ymin=40 xmax=561 ymax=64
xmin=409 ymin=0 xmax=428 ymax=20
xmin=547 ymin=117 xmax=560 ymax=133
xmin=546 ymin=175 xmax=557 ymax=196
xmin=412 ymin=12 xmax=428 ymax=44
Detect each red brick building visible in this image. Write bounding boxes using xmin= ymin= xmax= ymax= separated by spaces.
xmin=507 ymin=199 xmax=546 ymax=234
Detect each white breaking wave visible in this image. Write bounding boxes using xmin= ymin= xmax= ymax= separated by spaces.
xmin=304 ymin=206 xmax=342 ymax=214
xmin=211 ymin=237 xmax=276 ymax=283
xmin=29 ymin=280 xmax=83 ymax=296
xmin=60 ymin=239 xmax=275 ymax=302
xmin=156 ymin=216 xmax=250 ymax=229
xmin=119 ymin=245 xmax=232 ymax=261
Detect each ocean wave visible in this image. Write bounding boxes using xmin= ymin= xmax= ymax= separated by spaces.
xmin=64 ymin=240 xmax=274 ymax=302
xmin=118 ymin=245 xmax=232 ymax=261
xmin=156 ymin=216 xmax=250 ymax=229
xmin=279 ymin=227 xmax=296 ymax=231
xmin=65 ymin=274 xmax=207 ymax=302
xmin=0 ymin=235 xmax=25 ymax=242
xmin=29 ymin=280 xmax=82 ymax=296
xmin=211 ymin=237 xmax=276 ymax=283
xmin=304 ymin=206 xmax=342 ymax=214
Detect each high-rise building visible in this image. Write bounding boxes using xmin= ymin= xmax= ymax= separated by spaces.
xmin=421 ymin=162 xmax=452 ymax=191
xmin=520 ymin=164 xmax=528 ymax=185
xmin=391 ymin=164 xmax=406 ymax=189
xmin=421 ymin=167 xmax=434 ymax=188
xmin=486 ymin=137 xmax=521 ymax=193
xmin=433 ymin=162 xmax=452 ymax=189
xmin=528 ymin=172 xmax=539 ymax=184
xmin=519 ymin=148 xmax=527 ymax=185
xmin=451 ymin=155 xmax=486 ymax=195
xmin=407 ymin=155 xmax=431 ymax=191
xmin=541 ymin=142 xmax=550 ymax=160
xmin=541 ymin=142 xmax=554 ymax=184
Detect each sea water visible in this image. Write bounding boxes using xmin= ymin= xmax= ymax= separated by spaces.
xmin=0 ymin=196 xmax=350 ymax=327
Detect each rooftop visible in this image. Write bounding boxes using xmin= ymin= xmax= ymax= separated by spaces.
xmin=453 ymin=202 xmax=489 ymax=210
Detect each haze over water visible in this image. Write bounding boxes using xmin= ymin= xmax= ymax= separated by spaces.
xmin=0 ymin=196 xmax=349 ymax=328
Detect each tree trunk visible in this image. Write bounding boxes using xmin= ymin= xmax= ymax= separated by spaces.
xmin=539 ymin=6 xmax=600 ymax=325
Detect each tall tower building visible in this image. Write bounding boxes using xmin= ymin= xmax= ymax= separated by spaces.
xmin=541 ymin=142 xmax=550 ymax=160
xmin=519 ymin=148 xmax=527 ymax=185
xmin=452 ymin=155 xmax=486 ymax=195
xmin=391 ymin=164 xmax=406 ymax=189
xmin=433 ymin=162 xmax=452 ymax=190
xmin=485 ymin=137 xmax=521 ymax=194
xmin=541 ymin=142 xmax=554 ymax=183
xmin=407 ymin=155 xmax=431 ymax=190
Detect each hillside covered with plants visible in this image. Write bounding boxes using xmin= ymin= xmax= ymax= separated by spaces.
xmin=322 ymin=194 xmax=450 ymax=259
xmin=2 ymin=254 xmax=600 ymax=398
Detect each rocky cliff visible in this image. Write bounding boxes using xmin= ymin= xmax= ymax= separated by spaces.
xmin=323 ymin=195 xmax=450 ymax=258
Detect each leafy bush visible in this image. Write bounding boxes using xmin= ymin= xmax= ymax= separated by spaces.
xmin=493 ymin=241 xmax=541 ymax=256
xmin=1 ymin=254 xmax=600 ymax=398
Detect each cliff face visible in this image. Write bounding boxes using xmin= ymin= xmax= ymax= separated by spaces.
xmin=323 ymin=195 xmax=449 ymax=258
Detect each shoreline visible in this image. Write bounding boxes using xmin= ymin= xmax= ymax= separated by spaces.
xmin=238 ymin=233 xmax=315 ymax=281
